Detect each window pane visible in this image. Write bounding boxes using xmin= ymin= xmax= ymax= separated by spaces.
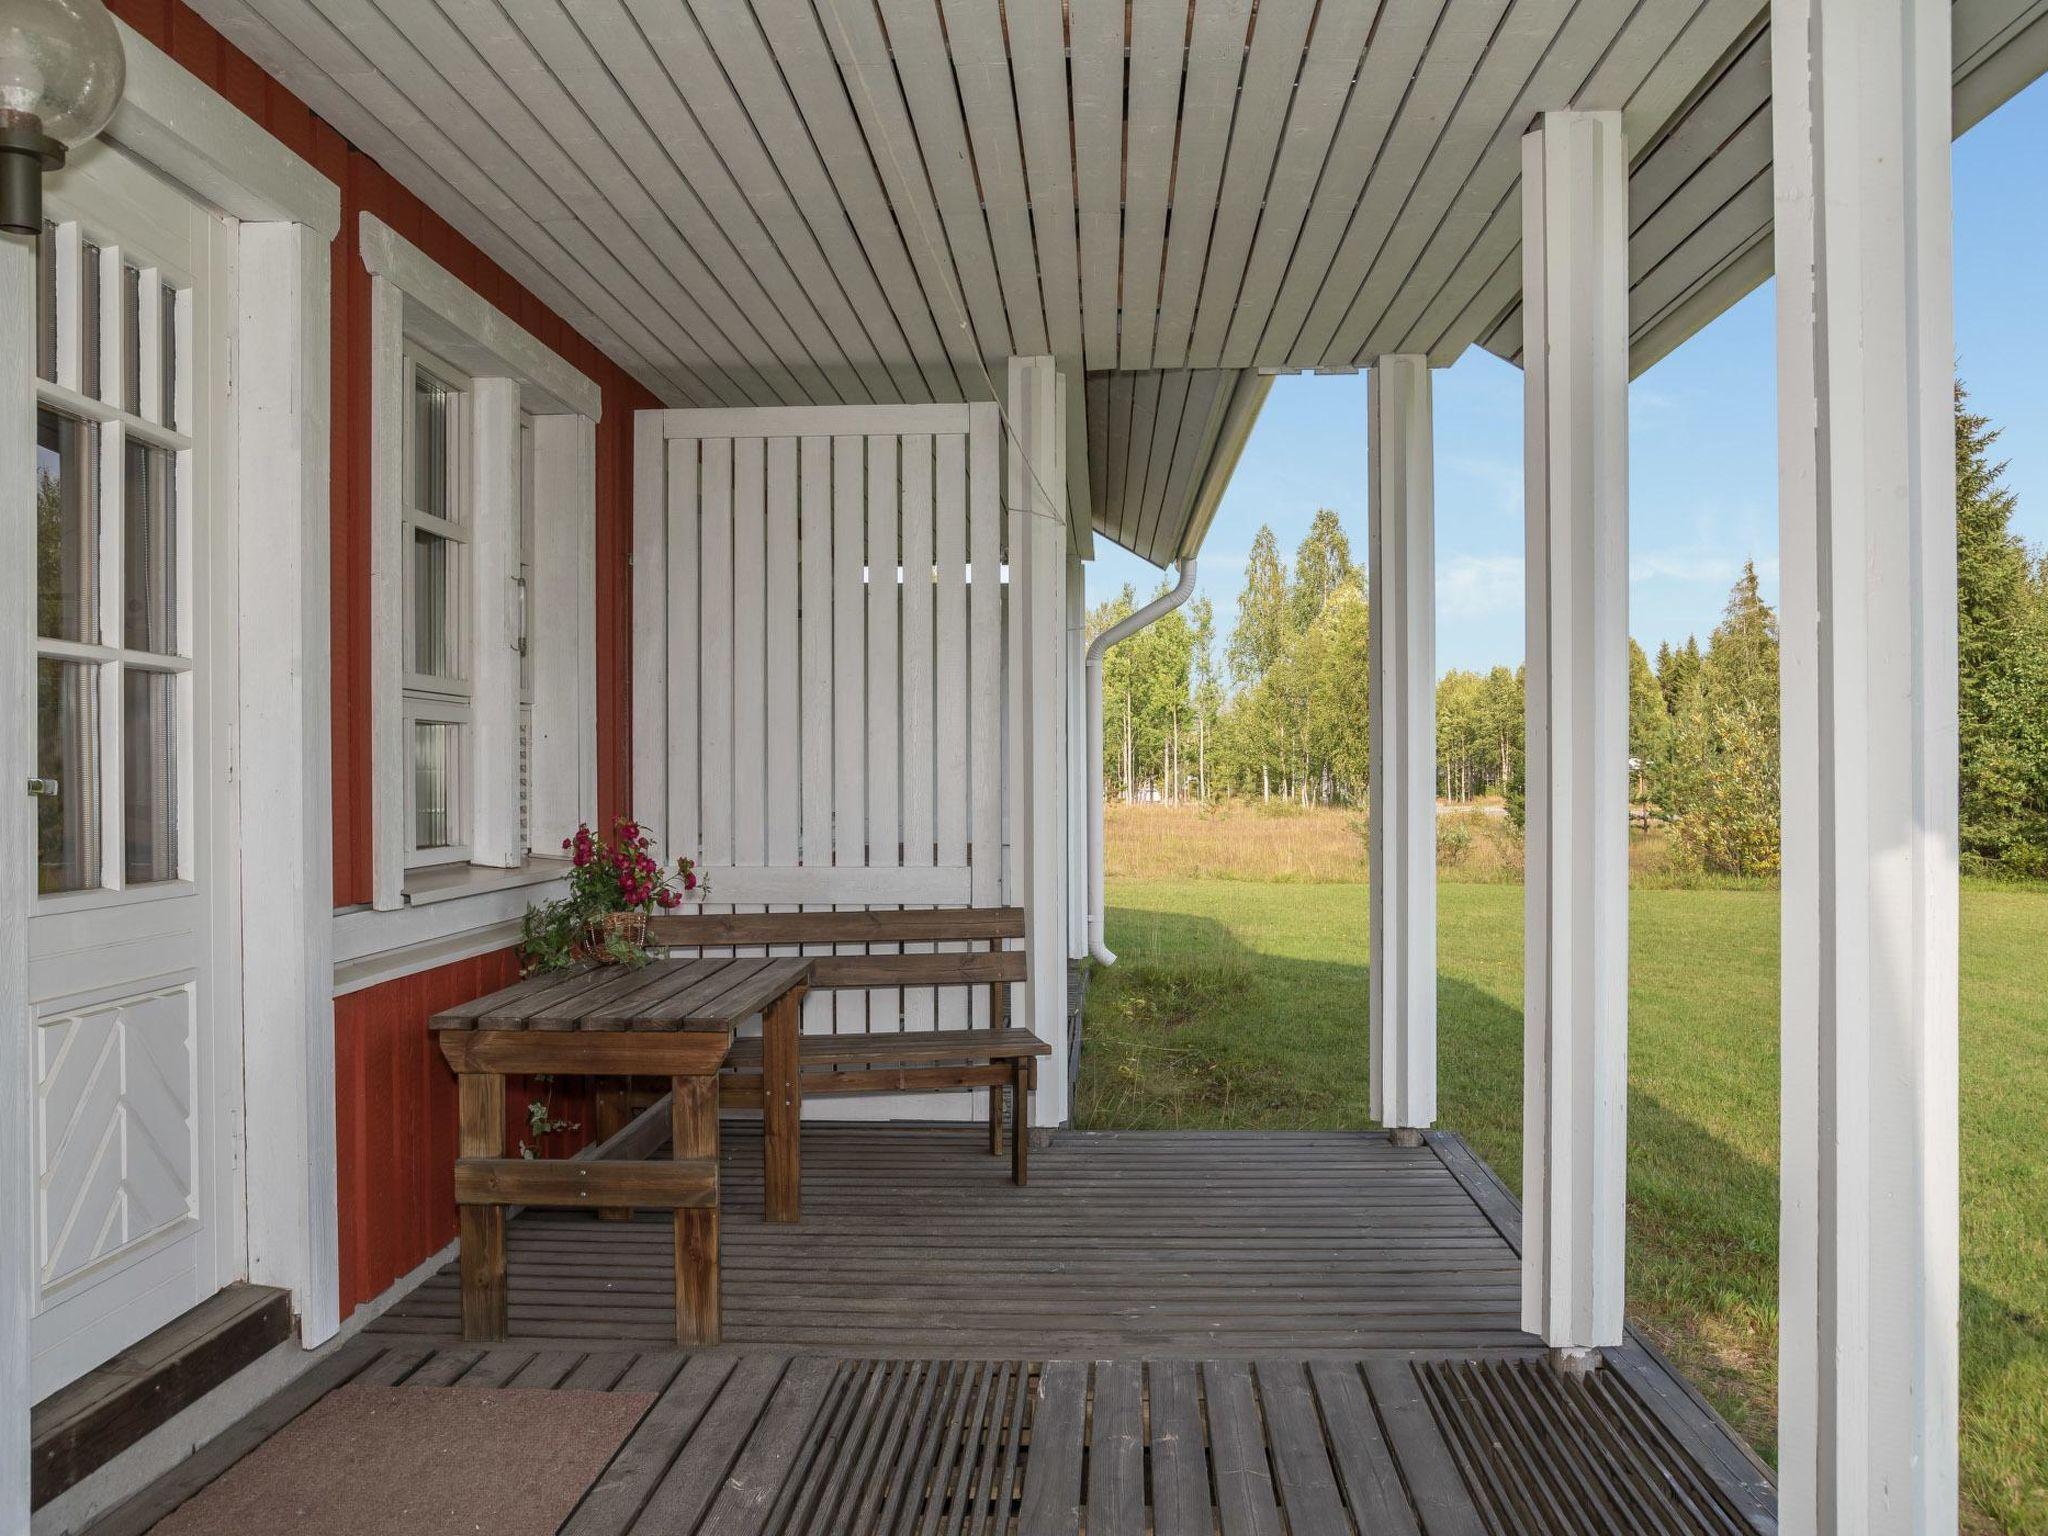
xmin=124 ymin=439 xmax=178 ymax=653
xmin=412 ymin=370 xmax=451 ymax=519
xmin=160 ymin=284 xmax=178 ymax=431
xmin=36 ymin=221 xmax=56 ymax=383
xmin=122 ymin=263 xmax=141 ymax=415
xmin=37 ymin=659 xmax=101 ymax=894
xmin=81 ymin=242 xmax=101 ymax=399
xmin=411 ymin=529 xmax=455 ymax=677
xmin=412 ymin=721 xmax=457 ymax=851
xmin=123 ymin=669 xmax=179 ymax=885
xmin=37 ymin=409 xmax=98 ymax=643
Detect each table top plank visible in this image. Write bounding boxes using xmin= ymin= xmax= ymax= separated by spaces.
xmin=678 ymin=957 xmax=814 ymax=1028
xmin=430 ymin=956 xmax=813 ymax=1036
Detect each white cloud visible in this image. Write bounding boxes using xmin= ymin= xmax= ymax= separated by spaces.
xmin=1438 ymin=553 xmax=1524 ymax=618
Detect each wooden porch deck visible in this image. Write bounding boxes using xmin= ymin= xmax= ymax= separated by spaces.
xmin=86 ymin=1128 xmax=1778 ymax=1535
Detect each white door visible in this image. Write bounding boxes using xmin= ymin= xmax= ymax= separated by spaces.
xmin=26 ymin=148 xmax=242 ymax=1398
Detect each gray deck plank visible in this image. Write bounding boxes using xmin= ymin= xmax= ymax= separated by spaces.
xmin=696 ymin=1357 xmax=838 ymax=1535
xmin=1365 ymin=1358 xmax=1493 ymax=1536
xmin=1086 ymin=1361 xmax=1144 ymax=1536
xmin=562 ymin=1355 xmax=738 ymax=1536
xmin=1256 ymin=1358 xmax=1353 ymax=1535
xmin=631 ymin=1356 xmax=787 ymax=1533
xmin=1014 ymin=1359 xmax=1086 ymax=1535
xmin=1309 ymin=1359 xmax=1422 ymax=1535
xmin=1149 ymin=1359 xmax=1214 ymax=1536
xmin=1205 ymin=1360 xmax=1285 ymax=1536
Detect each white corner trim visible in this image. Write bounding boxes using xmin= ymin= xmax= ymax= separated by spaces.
xmin=359 ymin=215 xmax=603 ymax=421
xmin=101 ymin=19 xmax=340 ymax=240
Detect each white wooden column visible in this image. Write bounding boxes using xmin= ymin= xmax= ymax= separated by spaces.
xmin=2 ymin=229 xmax=37 ymax=1536
xmin=1773 ymin=0 xmax=1959 ymax=1528
xmin=1519 ymin=109 xmax=1631 ymax=1358
xmin=1066 ymin=549 xmax=1090 ymax=962
xmin=1007 ymin=356 xmax=1071 ymax=1125
xmin=1367 ymin=355 xmax=1437 ymax=1138
xmin=236 ymin=222 xmax=340 ymax=1345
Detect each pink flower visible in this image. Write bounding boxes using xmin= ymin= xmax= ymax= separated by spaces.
xmin=683 ymin=871 xmax=697 ymax=891
xmin=657 ymin=890 xmax=681 ymax=909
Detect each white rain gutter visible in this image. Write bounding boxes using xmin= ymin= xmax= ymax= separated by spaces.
xmin=1086 ymin=557 xmax=1197 ymax=965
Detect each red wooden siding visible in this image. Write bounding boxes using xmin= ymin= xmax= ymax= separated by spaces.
xmin=111 ymin=1 xmax=653 ymax=1316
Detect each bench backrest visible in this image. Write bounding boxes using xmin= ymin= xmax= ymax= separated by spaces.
xmin=645 ymin=907 xmax=1026 ymax=993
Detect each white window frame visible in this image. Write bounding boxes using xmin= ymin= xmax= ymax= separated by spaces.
xmin=361 ymin=213 xmax=601 ymax=914
xmin=400 ymin=344 xmax=473 ymax=868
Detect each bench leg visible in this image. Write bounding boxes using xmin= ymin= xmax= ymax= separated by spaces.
xmin=1011 ymin=1059 xmax=1030 ymax=1185
xmin=988 ymin=1080 xmax=1004 ymax=1156
xmin=458 ymin=1073 xmax=508 ymax=1342
xmin=763 ymin=986 xmax=804 ymax=1223
xmin=595 ymin=1078 xmax=633 ymax=1221
xmin=672 ymin=1073 xmax=721 ymax=1346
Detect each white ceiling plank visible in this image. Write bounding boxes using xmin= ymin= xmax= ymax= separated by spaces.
xmin=1134 ymin=369 xmax=1194 ymax=558
xmin=1104 ymin=372 xmax=1139 ymax=550
xmin=216 ymin=0 xmax=719 ymax=404
xmin=867 ymin=0 xmax=1014 ymax=363
xmin=512 ymin=0 xmax=873 ymax=405
xmin=1353 ymin=0 xmax=1646 ymax=362
xmin=1118 ymin=0 xmax=1192 ymax=371
xmin=1086 ymin=374 xmax=1110 ymax=520
xmin=1002 ymin=0 xmax=1083 ymax=364
xmin=723 ymin=0 xmax=968 ymax=402
xmin=667 ymin=0 xmax=933 ymax=403
xmin=1320 ymin=0 xmax=1565 ymax=364
xmin=1233 ymin=0 xmax=1436 ymax=367
xmin=1284 ymin=0 xmax=1511 ymax=366
xmin=1150 ymin=0 xmax=1256 ymax=369
xmin=937 ymin=0 xmax=1050 ymax=357
xmin=1122 ymin=371 xmax=1170 ymax=554
xmin=1621 ymin=0 xmax=1770 ymax=150
xmin=639 ymin=0 xmax=921 ymax=403
xmin=1185 ymin=0 xmax=1320 ymax=366
xmin=806 ymin=0 xmax=1003 ymax=391
xmin=1069 ymin=0 xmax=1126 ymax=368
xmin=436 ymin=0 xmax=841 ymax=407
xmin=305 ymin=0 xmax=777 ymax=401
xmin=1147 ymin=371 xmax=1231 ymax=564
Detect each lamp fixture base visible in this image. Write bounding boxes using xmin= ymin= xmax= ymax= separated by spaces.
xmin=0 ymin=122 xmax=66 ymax=237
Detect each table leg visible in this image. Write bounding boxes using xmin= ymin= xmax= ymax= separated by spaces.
xmin=762 ymin=986 xmax=804 ymax=1223
xmin=595 ymin=1077 xmax=633 ymax=1221
xmin=458 ymin=1073 xmax=508 ymax=1341
xmin=1011 ymin=1058 xmax=1031 ymax=1186
xmin=672 ymin=1073 xmax=721 ymax=1345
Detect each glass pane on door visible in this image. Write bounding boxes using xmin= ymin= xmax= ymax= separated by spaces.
xmin=123 ymin=439 xmax=178 ymax=653
xmin=122 ymin=669 xmax=178 ymax=885
xmin=36 ymin=659 xmax=101 ymax=894
xmin=37 ymin=409 xmax=98 ymax=644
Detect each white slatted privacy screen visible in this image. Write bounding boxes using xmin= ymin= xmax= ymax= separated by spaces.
xmin=633 ymin=404 xmax=1010 ymax=1043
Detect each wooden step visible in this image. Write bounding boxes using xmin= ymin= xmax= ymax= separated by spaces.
xmin=31 ymin=1282 xmax=293 ymax=1508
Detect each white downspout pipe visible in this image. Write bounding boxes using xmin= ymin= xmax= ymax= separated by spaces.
xmin=1086 ymin=558 xmax=1197 ymax=964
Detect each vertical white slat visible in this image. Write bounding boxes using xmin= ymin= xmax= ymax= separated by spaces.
xmin=832 ymin=434 xmax=868 ymax=1035
xmin=967 ymin=403 xmax=1003 ymax=1028
xmin=865 ymin=435 xmax=903 ymax=1031
xmin=899 ymin=434 xmax=937 ymax=1031
xmin=699 ymin=438 xmax=736 ymax=950
xmin=766 ymin=437 xmax=802 ymax=930
xmin=798 ymin=434 xmax=836 ymax=1034
xmin=664 ymin=437 xmax=701 ymax=873
xmin=933 ymin=431 xmax=971 ymax=1030
xmin=732 ymin=436 xmax=769 ymax=949
xmin=631 ymin=410 xmax=669 ymax=850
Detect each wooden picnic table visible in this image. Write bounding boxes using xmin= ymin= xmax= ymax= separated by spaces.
xmin=429 ymin=955 xmax=812 ymax=1346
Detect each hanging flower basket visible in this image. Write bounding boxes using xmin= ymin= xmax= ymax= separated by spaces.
xmin=587 ymin=909 xmax=648 ymax=956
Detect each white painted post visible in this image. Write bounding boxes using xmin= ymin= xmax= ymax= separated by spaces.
xmin=236 ymin=222 xmax=340 ymax=1345
xmin=366 ymin=276 xmax=407 ymax=910
xmin=631 ymin=409 xmax=669 ymax=851
xmin=467 ymin=377 xmax=524 ymax=867
xmin=1066 ymin=549 xmax=1089 ymax=963
xmin=1006 ymin=357 xmax=1071 ymax=1125
xmin=2 ymin=228 xmax=38 ymax=1536
xmin=1773 ymin=0 xmax=1959 ymax=1529
xmin=1519 ymin=110 xmax=1631 ymax=1360
xmin=1368 ymin=355 xmax=1437 ymax=1140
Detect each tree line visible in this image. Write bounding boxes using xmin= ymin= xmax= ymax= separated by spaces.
xmin=1091 ymin=383 xmax=2048 ymax=879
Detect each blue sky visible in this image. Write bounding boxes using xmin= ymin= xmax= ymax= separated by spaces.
xmin=1089 ymin=77 xmax=2048 ymax=677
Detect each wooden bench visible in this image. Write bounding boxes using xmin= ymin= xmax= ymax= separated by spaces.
xmin=645 ymin=907 xmax=1049 ymax=1183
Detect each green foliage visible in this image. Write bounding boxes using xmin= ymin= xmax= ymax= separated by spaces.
xmin=1660 ymin=563 xmax=1782 ymax=877
xmin=1956 ymin=383 xmax=2048 ymax=877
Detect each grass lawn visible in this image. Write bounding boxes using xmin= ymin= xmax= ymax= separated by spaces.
xmin=1075 ymin=871 xmax=2047 ymax=1535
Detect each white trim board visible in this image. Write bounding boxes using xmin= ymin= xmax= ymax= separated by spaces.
xmin=359 ymin=214 xmax=603 ymax=420
xmin=98 ymin=19 xmax=341 ymax=239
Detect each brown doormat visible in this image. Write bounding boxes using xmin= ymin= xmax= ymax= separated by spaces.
xmin=150 ymin=1384 xmax=655 ymax=1536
